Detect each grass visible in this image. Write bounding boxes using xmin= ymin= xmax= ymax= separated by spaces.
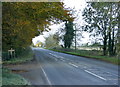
xmin=2 ymin=68 xmax=30 ymax=85
xmin=49 ymin=48 xmax=120 ymax=65
xmin=2 ymin=47 xmax=34 ymax=86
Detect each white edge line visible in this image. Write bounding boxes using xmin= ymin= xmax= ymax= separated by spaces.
xmin=39 ymin=64 xmax=52 ymax=85
xmin=69 ymin=63 xmax=78 ymax=68
xmin=85 ymin=70 xmax=107 ymax=81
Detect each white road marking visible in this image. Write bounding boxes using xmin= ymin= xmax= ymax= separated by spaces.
xmin=114 ymin=83 xmax=118 ymax=85
xmin=69 ymin=63 xmax=78 ymax=68
xmin=106 ymin=72 xmax=120 ymax=77
xmin=107 ymin=78 xmax=118 ymax=80
xmin=49 ymin=53 xmax=65 ymax=60
xmin=60 ymin=56 xmax=64 ymax=58
xmin=83 ymin=66 xmax=87 ymax=68
xmin=88 ymin=68 xmax=98 ymax=70
xmin=54 ymin=58 xmax=58 ymax=61
xmin=85 ymin=70 xmax=107 ymax=81
xmin=60 ymin=59 xmax=65 ymax=61
xmin=39 ymin=63 xmax=52 ymax=85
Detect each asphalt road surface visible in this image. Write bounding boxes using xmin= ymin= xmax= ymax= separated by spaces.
xmin=33 ymin=48 xmax=119 ymax=86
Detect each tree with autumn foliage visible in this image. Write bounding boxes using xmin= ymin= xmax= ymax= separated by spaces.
xmin=2 ymin=2 xmax=74 ymax=55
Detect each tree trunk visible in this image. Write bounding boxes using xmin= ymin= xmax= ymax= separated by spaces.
xmin=111 ymin=28 xmax=115 ymax=55
xmin=103 ymin=34 xmax=107 ymax=55
xmin=108 ymin=30 xmax=112 ymax=56
xmin=103 ymin=23 xmax=107 ymax=56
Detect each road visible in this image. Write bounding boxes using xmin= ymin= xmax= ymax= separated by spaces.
xmin=33 ymin=47 xmax=119 ymax=86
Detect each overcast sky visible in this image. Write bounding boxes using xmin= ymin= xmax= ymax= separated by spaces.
xmin=32 ymin=0 xmax=93 ymax=46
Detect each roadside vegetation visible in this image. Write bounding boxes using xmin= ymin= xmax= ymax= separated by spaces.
xmin=50 ymin=47 xmax=120 ymax=65
xmin=2 ymin=2 xmax=73 ymax=55
xmin=2 ymin=68 xmax=30 ymax=85
xmin=2 ymin=47 xmax=33 ymax=85
xmin=3 ymin=47 xmax=33 ymax=65
xmin=2 ymin=1 xmax=120 ymax=86
xmin=44 ymin=2 xmax=120 ymax=65
xmin=2 ymin=2 xmax=74 ymax=86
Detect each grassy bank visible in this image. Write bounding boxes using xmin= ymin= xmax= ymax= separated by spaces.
xmin=2 ymin=68 xmax=30 ymax=85
xmin=2 ymin=47 xmax=34 ymax=85
xmin=49 ymin=48 xmax=120 ymax=65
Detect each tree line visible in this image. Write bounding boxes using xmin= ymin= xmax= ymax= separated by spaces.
xmin=82 ymin=2 xmax=119 ymax=56
xmin=48 ymin=2 xmax=119 ymax=57
xmin=2 ymin=2 xmax=74 ymax=56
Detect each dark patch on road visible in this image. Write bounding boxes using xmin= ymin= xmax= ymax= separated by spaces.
xmin=11 ymin=69 xmax=28 ymax=73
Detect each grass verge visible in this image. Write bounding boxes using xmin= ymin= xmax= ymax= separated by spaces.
xmin=2 ymin=47 xmax=34 ymax=85
xmin=2 ymin=68 xmax=30 ymax=85
xmin=50 ymin=48 xmax=120 ymax=65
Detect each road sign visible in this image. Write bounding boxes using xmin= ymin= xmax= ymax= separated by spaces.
xmin=8 ymin=48 xmax=15 ymax=59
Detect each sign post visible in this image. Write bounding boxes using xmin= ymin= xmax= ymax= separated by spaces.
xmin=8 ymin=48 xmax=15 ymax=59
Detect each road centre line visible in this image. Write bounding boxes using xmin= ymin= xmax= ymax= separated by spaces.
xmin=49 ymin=53 xmax=64 ymax=59
xmin=50 ymin=53 xmax=79 ymax=66
xmin=54 ymin=58 xmax=58 ymax=61
xmin=60 ymin=56 xmax=64 ymax=58
xmin=49 ymin=52 xmax=117 ymax=80
xmin=69 ymin=63 xmax=78 ymax=68
xmin=85 ymin=70 xmax=107 ymax=81
xmin=60 ymin=59 xmax=65 ymax=61
xmin=106 ymin=72 xmax=120 ymax=77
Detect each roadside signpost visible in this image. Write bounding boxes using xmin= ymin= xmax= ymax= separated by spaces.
xmin=8 ymin=48 xmax=15 ymax=59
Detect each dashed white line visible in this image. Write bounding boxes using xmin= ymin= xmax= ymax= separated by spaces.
xmin=54 ymin=58 xmax=58 ymax=61
xmin=60 ymin=56 xmax=64 ymax=58
xmin=114 ymin=83 xmax=118 ymax=85
xmin=106 ymin=72 xmax=120 ymax=77
xmin=49 ymin=53 xmax=65 ymax=60
xmin=69 ymin=63 xmax=78 ymax=68
xmin=85 ymin=70 xmax=107 ymax=81
xmin=60 ymin=59 xmax=65 ymax=61
xmin=83 ymin=66 xmax=87 ymax=68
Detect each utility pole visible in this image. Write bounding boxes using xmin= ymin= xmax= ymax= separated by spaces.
xmin=74 ymin=24 xmax=81 ymax=52
xmin=75 ymin=25 xmax=77 ymax=52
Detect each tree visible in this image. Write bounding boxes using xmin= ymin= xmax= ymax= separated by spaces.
xmin=82 ymin=2 xmax=119 ymax=56
xmin=2 ymin=2 xmax=74 ymax=54
xmin=63 ymin=21 xmax=74 ymax=48
xmin=116 ymin=2 xmax=120 ymax=57
xmin=45 ymin=34 xmax=59 ymax=48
